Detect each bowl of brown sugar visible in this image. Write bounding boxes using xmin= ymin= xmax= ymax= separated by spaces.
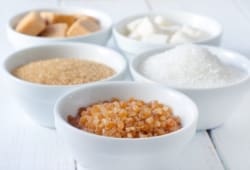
xmin=7 ymin=8 xmax=112 ymax=49
xmin=2 ymin=43 xmax=127 ymax=128
xmin=54 ymin=82 xmax=198 ymax=170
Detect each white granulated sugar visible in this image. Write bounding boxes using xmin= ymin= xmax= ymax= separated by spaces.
xmin=140 ymin=45 xmax=245 ymax=88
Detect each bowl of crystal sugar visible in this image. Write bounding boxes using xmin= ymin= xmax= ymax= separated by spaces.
xmin=130 ymin=44 xmax=250 ymax=130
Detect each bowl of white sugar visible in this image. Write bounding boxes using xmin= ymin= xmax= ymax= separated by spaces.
xmin=130 ymin=44 xmax=250 ymax=130
xmin=113 ymin=11 xmax=222 ymax=56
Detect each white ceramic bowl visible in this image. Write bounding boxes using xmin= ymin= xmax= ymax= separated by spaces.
xmin=2 ymin=43 xmax=127 ymax=128
xmin=130 ymin=46 xmax=250 ymax=130
xmin=113 ymin=11 xmax=222 ymax=56
xmin=7 ymin=8 xmax=112 ymax=49
xmin=54 ymin=82 xmax=198 ymax=170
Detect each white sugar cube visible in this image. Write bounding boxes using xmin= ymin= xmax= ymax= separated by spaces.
xmin=127 ymin=17 xmax=155 ymax=38
xmin=169 ymin=31 xmax=192 ymax=44
xmin=154 ymin=15 xmax=175 ymax=27
xmin=126 ymin=18 xmax=143 ymax=32
xmin=181 ymin=25 xmax=206 ymax=39
xmin=141 ymin=33 xmax=169 ymax=44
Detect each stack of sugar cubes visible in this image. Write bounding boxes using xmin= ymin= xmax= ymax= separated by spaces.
xmin=126 ymin=16 xmax=208 ymax=45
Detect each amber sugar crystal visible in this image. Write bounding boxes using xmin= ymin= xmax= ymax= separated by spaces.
xmin=68 ymin=98 xmax=182 ymax=138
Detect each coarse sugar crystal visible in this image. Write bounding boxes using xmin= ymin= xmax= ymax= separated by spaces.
xmin=68 ymin=98 xmax=182 ymax=138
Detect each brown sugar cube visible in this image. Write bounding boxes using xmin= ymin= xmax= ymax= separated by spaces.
xmin=53 ymin=14 xmax=77 ymax=26
xmin=40 ymin=12 xmax=77 ymax=26
xmin=76 ymin=14 xmax=100 ymax=24
xmin=40 ymin=11 xmax=55 ymax=24
xmin=40 ymin=23 xmax=68 ymax=38
xmin=16 ymin=12 xmax=46 ymax=36
xmin=67 ymin=18 xmax=101 ymax=37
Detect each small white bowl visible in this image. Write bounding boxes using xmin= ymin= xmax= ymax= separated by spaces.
xmin=113 ymin=11 xmax=222 ymax=56
xmin=7 ymin=8 xmax=112 ymax=49
xmin=2 ymin=43 xmax=127 ymax=128
xmin=54 ymin=82 xmax=198 ymax=170
xmin=130 ymin=46 xmax=250 ymax=130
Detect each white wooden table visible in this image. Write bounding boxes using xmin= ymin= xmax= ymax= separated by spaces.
xmin=1 ymin=0 xmax=250 ymax=169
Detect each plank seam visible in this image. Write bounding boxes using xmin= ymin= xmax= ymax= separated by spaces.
xmin=231 ymin=0 xmax=250 ymax=26
xmin=207 ymin=130 xmax=227 ymax=170
xmin=74 ymin=160 xmax=78 ymax=170
xmin=144 ymin=0 xmax=153 ymax=11
xmin=56 ymin=0 xmax=62 ymax=7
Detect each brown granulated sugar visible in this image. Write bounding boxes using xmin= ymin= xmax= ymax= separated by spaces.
xmin=12 ymin=58 xmax=115 ymax=85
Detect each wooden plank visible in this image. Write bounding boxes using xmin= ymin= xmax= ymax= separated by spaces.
xmin=211 ymin=93 xmax=250 ymax=170
xmin=0 ymin=99 xmax=74 ymax=170
xmin=0 ymin=1 xmax=75 ymax=170
xmin=0 ymin=94 xmax=75 ymax=170
xmin=178 ymin=132 xmax=224 ymax=170
xmin=77 ymin=132 xmax=224 ymax=170
xmin=234 ymin=0 xmax=250 ymax=21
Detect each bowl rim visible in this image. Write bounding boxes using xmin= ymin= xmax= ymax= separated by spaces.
xmin=112 ymin=10 xmax=223 ymax=46
xmin=7 ymin=7 xmax=113 ymax=40
xmin=130 ymin=45 xmax=250 ymax=91
xmin=54 ymin=81 xmax=198 ymax=141
xmin=2 ymin=42 xmax=127 ymax=89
